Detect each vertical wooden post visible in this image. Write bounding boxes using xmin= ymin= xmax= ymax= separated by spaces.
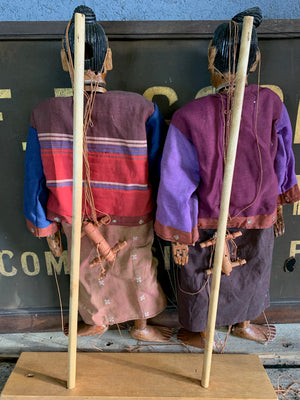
xmin=201 ymin=16 xmax=254 ymax=389
xmin=67 ymin=12 xmax=85 ymax=390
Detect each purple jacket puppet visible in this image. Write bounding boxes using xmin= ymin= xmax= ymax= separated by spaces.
xmin=155 ymin=7 xmax=300 ymax=347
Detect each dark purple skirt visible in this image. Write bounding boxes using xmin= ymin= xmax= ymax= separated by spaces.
xmin=177 ymin=227 xmax=274 ymax=332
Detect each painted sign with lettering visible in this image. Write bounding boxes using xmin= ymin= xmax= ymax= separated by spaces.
xmin=0 ymin=21 xmax=299 ymax=329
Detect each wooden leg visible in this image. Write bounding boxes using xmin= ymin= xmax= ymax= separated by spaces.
xmin=129 ymin=319 xmax=172 ymax=342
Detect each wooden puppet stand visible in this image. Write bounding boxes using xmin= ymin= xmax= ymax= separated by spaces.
xmin=2 ymin=352 xmax=277 ymax=400
xmin=1 ymin=14 xmax=277 ymax=400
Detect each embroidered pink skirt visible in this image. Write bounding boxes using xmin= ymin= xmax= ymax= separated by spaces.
xmin=63 ymin=221 xmax=166 ymax=326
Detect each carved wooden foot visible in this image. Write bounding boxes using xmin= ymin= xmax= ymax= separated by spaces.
xmin=64 ymin=322 xmax=108 ymax=337
xmin=177 ymin=328 xmax=207 ymax=349
xmin=231 ymin=321 xmax=276 ymax=342
xmin=129 ymin=319 xmax=172 ymax=342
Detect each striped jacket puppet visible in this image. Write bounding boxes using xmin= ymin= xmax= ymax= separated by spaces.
xmin=24 ymin=90 xmax=169 ymax=339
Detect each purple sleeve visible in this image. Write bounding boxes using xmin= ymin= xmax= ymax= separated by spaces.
xmin=274 ymin=104 xmax=298 ymax=195
xmin=155 ymin=124 xmax=200 ymax=244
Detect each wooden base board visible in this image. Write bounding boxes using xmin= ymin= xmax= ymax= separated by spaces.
xmin=1 ymin=352 xmax=277 ymax=400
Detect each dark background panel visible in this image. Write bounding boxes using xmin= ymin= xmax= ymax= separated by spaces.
xmin=0 ymin=21 xmax=299 ymax=331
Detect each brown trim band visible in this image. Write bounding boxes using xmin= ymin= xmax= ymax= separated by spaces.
xmin=0 ymin=301 xmax=299 ymax=333
xmin=150 ymin=301 xmax=300 ymax=327
xmin=26 ymin=218 xmax=59 ymax=238
xmin=277 ymin=183 xmax=300 ymax=205
xmin=154 ymin=220 xmax=199 ymax=245
xmin=197 ymin=211 xmax=278 ymax=230
xmin=47 ymin=211 xmax=154 ymax=227
xmin=0 ymin=310 xmax=69 ymax=334
xmin=0 ymin=20 xmax=299 ymax=40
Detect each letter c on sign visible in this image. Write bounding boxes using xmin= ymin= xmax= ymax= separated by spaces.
xmin=0 ymin=250 xmax=17 ymax=277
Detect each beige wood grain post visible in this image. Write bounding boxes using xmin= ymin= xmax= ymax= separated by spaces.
xmin=201 ymin=16 xmax=254 ymax=388
xmin=67 ymin=12 xmax=85 ymax=390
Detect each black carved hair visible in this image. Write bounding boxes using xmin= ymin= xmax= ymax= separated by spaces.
xmin=64 ymin=5 xmax=108 ymax=72
xmin=211 ymin=7 xmax=262 ymax=74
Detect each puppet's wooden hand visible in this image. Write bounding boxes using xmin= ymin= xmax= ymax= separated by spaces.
xmin=274 ymin=205 xmax=285 ymax=237
xmin=172 ymin=242 xmax=189 ymax=266
xmin=46 ymin=230 xmax=63 ymax=257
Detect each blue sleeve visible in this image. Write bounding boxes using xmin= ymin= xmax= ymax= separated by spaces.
xmin=146 ymin=103 xmax=168 ymax=198
xmin=24 ymin=126 xmax=57 ymax=236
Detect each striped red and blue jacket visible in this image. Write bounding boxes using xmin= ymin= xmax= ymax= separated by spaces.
xmin=24 ymin=90 xmax=166 ymax=237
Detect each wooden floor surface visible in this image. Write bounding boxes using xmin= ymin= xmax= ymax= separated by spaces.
xmin=1 ymin=352 xmax=277 ymax=400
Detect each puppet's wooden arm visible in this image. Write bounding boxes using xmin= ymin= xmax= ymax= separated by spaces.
xmin=273 ymin=205 xmax=285 ymax=237
xmin=47 ymin=230 xmax=63 ymax=258
xmin=200 ymin=231 xmax=246 ymax=276
xmin=82 ymin=216 xmax=127 ymax=264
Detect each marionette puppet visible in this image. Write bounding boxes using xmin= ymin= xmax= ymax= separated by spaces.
xmin=154 ymin=7 xmax=300 ymax=348
xmin=24 ymin=5 xmax=171 ymax=342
